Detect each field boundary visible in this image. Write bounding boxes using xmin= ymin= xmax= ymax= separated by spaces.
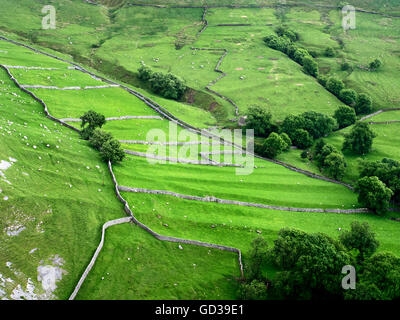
xmin=0 ymin=64 xmax=80 ymax=133
xmin=360 ymin=108 xmax=400 ymax=122
xmin=108 ymin=161 xmax=245 ymax=277
xmin=191 ymin=6 xmax=240 ymax=117
xmin=118 ymin=185 xmax=369 ymax=214
xmin=68 ymin=217 xmax=133 ymax=300
xmin=125 ymin=2 xmax=400 ymax=18
xmin=124 ymin=150 xmax=243 ymax=167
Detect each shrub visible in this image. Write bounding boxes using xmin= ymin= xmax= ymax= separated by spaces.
xmin=334 ymin=105 xmax=357 ymax=129
xmin=369 ymin=58 xmax=382 ymax=71
xmin=89 ymin=129 xmax=113 ymax=150
xmin=261 ymin=132 xmax=288 ymax=158
xmin=342 ymin=122 xmax=376 ymax=155
xmin=245 ymin=106 xmax=277 ymax=138
xmin=341 ymin=61 xmax=352 ymax=71
xmin=238 ymin=280 xmax=267 ymax=300
xmin=280 ymin=132 xmax=292 ymax=150
xmin=355 ymin=176 xmax=393 ymax=215
xmin=138 ymin=65 xmax=153 ymax=81
xmin=293 ymin=48 xmax=310 ymax=65
xmin=80 ymin=110 xmax=106 ymax=140
xmin=323 ymin=152 xmax=346 ymax=180
xmin=139 ymin=65 xmax=186 ymax=100
xmin=301 ymin=111 xmax=337 ymax=139
xmin=315 ymin=143 xmax=338 ymax=167
xmin=292 ymin=129 xmax=313 ymax=149
xmin=317 ymin=75 xmax=328 ymax=87
xmin=99 ymin=139 xmax=126 ymax=164
xmin=281 ymin=114 xmax=306 ymax=140
xmin=339 ymin=88 xmax=358 ymax=107
xmin=339 ymin=221 xmax=379 ymax=262
xmin=326 ymin=77 xmax=345 ymax=96
xmin=355 ymin=93 xmax=373 ymax=115
xmin=302 ymin=56 xmax=319 ymax=77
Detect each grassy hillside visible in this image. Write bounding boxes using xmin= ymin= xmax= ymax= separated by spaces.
xmin=0 ymin=39 xmax=244 ymax=300
xmin=0 ymin=66 xmax=123 ymax=299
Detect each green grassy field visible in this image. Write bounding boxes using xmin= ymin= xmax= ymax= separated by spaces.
xmin=0 ymin=67 xmax=124 ymax=299
xmin=0 ymin=41 xmax=244 ymax=300
xmin=114 ymin=156 xmax=358 ymax=209
xmin=75 ymin=223 xmax=240 ymax=300
xmin=120 ymin=192 xmax=400 ymax=257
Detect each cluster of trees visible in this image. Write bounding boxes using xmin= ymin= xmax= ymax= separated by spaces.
xmin=280 ymin=111 xmax=337 ymax=149
xmin=138 ymin=65 xmax=186 ymax=100
xmin=318 ymin=75 xmax=373 ymax=115
xmin=264 ymin=27 xmax=373 ymax=116
xmin=239 ymin=222 xmax=400 ymax=300
xmin=300 ymin=121 xmax=375 ymax=181
xmin=80 ymin=110 xmax=125 ymax=164
xmin=264 ymin=28 xmax=319 ymax=77
xmin=246 ymin=107 xmax=346 ymax=158
xmin=355 ymin=158 xmax=400 ymax=214
xmin=306 ymin=139 xmax=347 ymax=180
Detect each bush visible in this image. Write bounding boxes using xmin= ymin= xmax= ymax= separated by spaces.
xmin=261 ymin=132 xmax=288 ymax=158
xmin=342 ymin=122 xmax=376 ymax=155
xmin=355 ymin=176 xmax=393 ymax=215
xmin=339 ymin=89 xmax=358 ymax=107
xmin=341 ymin=61 xmax=352 ymax=71
xmin=317 ymin=75 xmax=328 ymax=87
xmin=238 ymin=280 xmax=267 ymax=300
xmin=326 ymin=77 xmax=345 ymax=96
xmin=369 ymin=58 xmax=382 ymax=71
xmin=89 ymin=129 xmax=113 ymax=150
xmin=323 ymin=152 xmax=346 ymax=180
xmin=138 ymin=65 xmax=153 ymax=81
xmin=334 ymin=105 xmax=357 ymax=129
xmin=80 ymin=110 xmax=106 ymax=140
xmin=292 ymin=129 xmax=313 ymax=149
xmin=149 ymin=72 xmax=186 ymax=100
xmin=245 ymin=106 xmax=277 ymax=138
xmin=302 ymin=56 xmax=319 ymax=77
xmin=280 ymin=133 xmax=292 ymax=150
xmin=270 ymin=228 xmax=352 ymax=299
xmin=275 ymin=26 xmax=299 ymax=42
xmin=315 ymin=143 xmax=338 ymax=167
xmin=293 ymin=48 xmax=310 ymax=65
xmin=339 ymin=221 xmax=379 ymax=262
xmin=138 ymin=65 xmax=186 ymax=100
xmin=355 ymin=93 xmax=373 ymax=115
xmin=301 ymin=111 xmax=337 ymax=139
xmin=358 ymin=158 xmax=400 ymax=205
xmin=99 ymin=139 xmax=126 ymax=164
